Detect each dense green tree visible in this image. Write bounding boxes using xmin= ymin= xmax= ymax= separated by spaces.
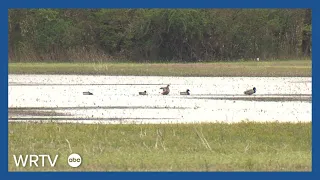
xmin=8 ymin=9 xmax=312 ymax=62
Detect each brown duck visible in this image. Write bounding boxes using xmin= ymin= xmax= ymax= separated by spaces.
xmin=160 ymin=85 xmax=170 ymax=95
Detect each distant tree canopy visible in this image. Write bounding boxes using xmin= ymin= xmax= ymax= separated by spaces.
xmin=8 ymin=9 xmax=312 ymax=62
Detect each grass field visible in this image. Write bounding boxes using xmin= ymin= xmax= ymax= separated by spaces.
xmin=8 ymin=60 xmax=311 ymax=77
xmin=8 ymin=122 xmax=311 ymax=171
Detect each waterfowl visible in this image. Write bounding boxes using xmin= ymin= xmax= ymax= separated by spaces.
xmin=160 ymin=85 xmax=170 ymax=95
xmin=139 ymin=91 xmax=147 ymax=95
xmin=83 ymin=91 xmax=93 ymax=95
xmin=244 ymin=87 xmax=256 ymax=95
xmin=180 ymin=89 xmax=190 ymax=95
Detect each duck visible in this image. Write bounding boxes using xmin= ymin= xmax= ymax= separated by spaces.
xmin=180 ymin=89 xmax=190 ymax=95
xmin=160 ymin=85 xmax=170 ymax=95
xmin=83 ymin=91 xmax=93 ymax=95
xmin=244 ymin=87 xmax=256 ymax=95
xmin=139 ymin=91 xmax=147 ymax=95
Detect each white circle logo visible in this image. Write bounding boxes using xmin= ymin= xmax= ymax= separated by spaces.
xmin=68 ymin=153 xmax=82 ymax=168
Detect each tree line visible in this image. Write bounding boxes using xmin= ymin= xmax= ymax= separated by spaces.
xmin=8 ymin=9 xmax=312 ymax=62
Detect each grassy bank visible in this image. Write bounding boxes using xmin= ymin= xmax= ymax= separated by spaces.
xmin=8 ymin=60 xmax=311 ymax=77
xmin=8 ymin=122 xmax=311 ymax=171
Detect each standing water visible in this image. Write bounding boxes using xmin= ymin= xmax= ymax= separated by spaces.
xmin=8 ymin=75 xmax=312 ymax=124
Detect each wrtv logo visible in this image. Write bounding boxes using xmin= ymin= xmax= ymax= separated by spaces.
xmin=13 ymin=154 xmax=59 ymax=167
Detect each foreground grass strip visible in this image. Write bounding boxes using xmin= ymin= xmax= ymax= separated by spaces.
xmin=8 ymin=122 xmax=311 ymax=171
xmin=9 ymin=60 xmax=311 ymax=77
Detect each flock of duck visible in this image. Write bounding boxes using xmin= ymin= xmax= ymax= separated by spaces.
xmin=138 ymin=85 xmax=190 ymax=96
xmin=83 ymin=85 xmax=256 ymax=96
xmin=139 ymin=85 xmax=256 ymax=96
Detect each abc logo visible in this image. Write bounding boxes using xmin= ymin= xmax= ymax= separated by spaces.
xmin=67 ymin=153 xmax=82 ymax=168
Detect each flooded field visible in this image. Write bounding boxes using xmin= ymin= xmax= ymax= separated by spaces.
xmin=8 ymin=75 xmax=312 ymax=124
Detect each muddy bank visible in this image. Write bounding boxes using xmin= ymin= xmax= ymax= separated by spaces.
xmin=186 ymin=96 xmax=311 ymax=102
xmin=8 ymin=109 xmax=71 ymax=117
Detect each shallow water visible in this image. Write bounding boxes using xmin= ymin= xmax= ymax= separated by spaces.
xmin=8 ymin=75 xmax=312 ymax=124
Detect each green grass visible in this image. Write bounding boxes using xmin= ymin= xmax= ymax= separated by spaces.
xmin=8 ymin=122 xmax=311 ymax=171
xmin=9 ymin=60 xmax=311 ymax=77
